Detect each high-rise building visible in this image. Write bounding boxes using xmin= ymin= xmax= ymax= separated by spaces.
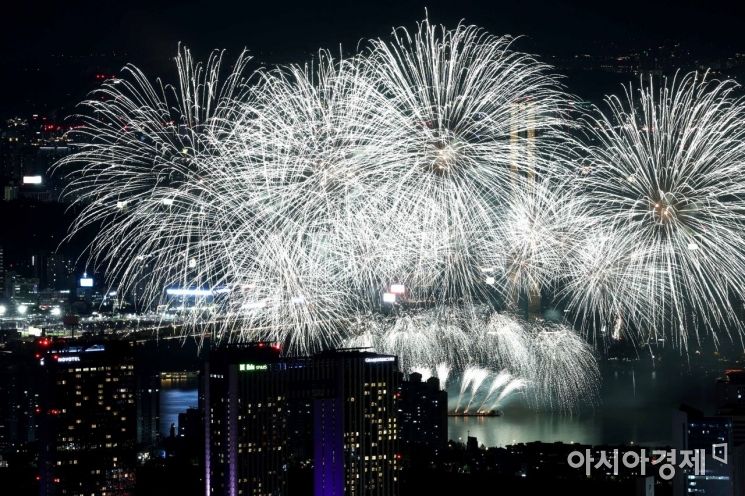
xmin=205 ymin=344 xmax=400 ymax=496
xmin=0 ymin=342 xmax=38 ymax=450
xmin=716 ymin=369 xmax=745 ymax=447
xmin=205 ymin=343 xmax=288 ymax=496
xmin=37 ymin=339 xmax=137 ymax=496
xmin=508 ymin=101 xmax=541 ymax=318
xmin=33 ymin=253 xmax=72 ymax=292
xmin=136 ymin=372 xmax=160 ymax=448
xmin=714 ymin=371 xmax=745 ymax=496
xmin=0 ymin=246 xmax=4 ymax=297
xmin=312 ymin=350 xmax=399 ymax=496
xmin=0 ymin=342 xmax=39 ymax=494
xmin=399 ymin=372 xmax=447 ymax=458
xmin=674 ymin=405 xmax=736 ymax=496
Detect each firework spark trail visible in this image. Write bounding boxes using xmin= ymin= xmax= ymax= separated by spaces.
xmin=455 ymin=365 xmax=479 ymax=412
xmin=564 ymin=72 xmax=745 ymax=348
xmin=489 ymin=176 xmax=592 ymax=308
xmin=477 ymin=312 xmax=534 ymax=376
xmin=530 ymin=322 xmax=600 ymax=412
xmin=478 ymin=369 xmax=512 ymax=410
xmin=380 ymin=314 xmax=444 ymax=372
xmin=57 ymin=47 xmax=254 ymax=313
xmin=368 ymin=308 xmax=601 ymax=413
xmin=492 ymin=378 xmax=530 ymax=410
xmin=435 ymin=362 xmax=451 ymax=390
xmin=463 ymin=366 xmax=490 ymax=413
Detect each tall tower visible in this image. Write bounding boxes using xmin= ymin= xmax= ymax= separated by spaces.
xmin=0 ymin=245 xmax=5 ymax=299
xmin=37 ymin=339 xmax=137 ymax=496
xmin=673 ymin=405 xmax=738 ymax=496
xmin=399 ymin=372 xmax=448 ymax=460
xmin=312 ymin=351 xmax=400 ymax=496
xmin=509 ymin=101 xmax=541 ymax=319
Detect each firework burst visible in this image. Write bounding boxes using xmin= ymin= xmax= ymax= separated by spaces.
xmin=566 ymin=72 xmax=745 ymax=347
xmin=530 ymin=321 xmax=600 ymax=412
xmin=364 ymin=19 xmax=573 ymax=307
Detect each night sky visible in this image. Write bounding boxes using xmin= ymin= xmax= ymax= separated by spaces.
xmin=4 ymin=0 xmax=745 ymax=59
xmin=2 ymin=0 xmax=745 ymax=115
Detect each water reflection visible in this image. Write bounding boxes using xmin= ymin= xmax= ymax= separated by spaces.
xmin=449 ymin=363 xmax=718 ymax=448
xmin=449 ymin=412 xmax=602 ymax=447
xmin=159 ymin=373 xmax=198 ymax=436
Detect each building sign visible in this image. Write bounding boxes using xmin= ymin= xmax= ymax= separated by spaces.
xmin=239 ymin=363 xmax=268 ymax=372
xmin=364 ymin=357 xmax=395 ymax=363
xmin=56 ymin=356 xmax=81 ymax=363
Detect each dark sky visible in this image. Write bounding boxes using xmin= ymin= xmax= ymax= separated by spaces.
xmin=1 ymin=0 xmax=745 ymax=115
xmin=3 ymin=0 xmax=745 ymax=60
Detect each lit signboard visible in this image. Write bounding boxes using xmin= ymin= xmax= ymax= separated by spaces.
xmin=79 ymin=277 xmax=94 ymax=287
xmin=57 ymin=356 xmax=81 ymax=363
xmin=364 ymin=356 xmax=395 ymax=363
xmin=239 ymin=363 xmax=268 ymax=372
xmin=22 ymin=175 xmax=42 ymax=185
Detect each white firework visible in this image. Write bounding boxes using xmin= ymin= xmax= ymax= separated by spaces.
xmin=57 ymin=47 xmax=253 ymax=311
xmin=377 ymin=307 xmax=473 ymax=372
xmin=53 ymin=20 xmax=614 ymax=412
xmin=530 ymin=321 xmax=600 ymax=412
xmin=435 ymin=362 xmax=452 ymax=390
xmin=58 ymin=21 xmax=573 ymax=354
xmin=489 ymin=176 xmax=591 ymax=309
xmin=492 ymin=377 xmax=530 ymax=410
xmin=362 ymin=18 xmax=573 ymax=307
xmin=474 ymin=312 xmax=534 ymax=375
xmin=480 ymin=369 xmax=514 ymax=408
xmin=342 ymin=313 xmax=387 ymax=350
xmin=566 ymin=72 xmax=745 ymax=348
xmin=227 ymin=232 xmax=350 ymax=352
xmin=380 ymin=314 xmax=443 ymax=371
xmin=455 ymin=365 xmax=491 ymax=413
